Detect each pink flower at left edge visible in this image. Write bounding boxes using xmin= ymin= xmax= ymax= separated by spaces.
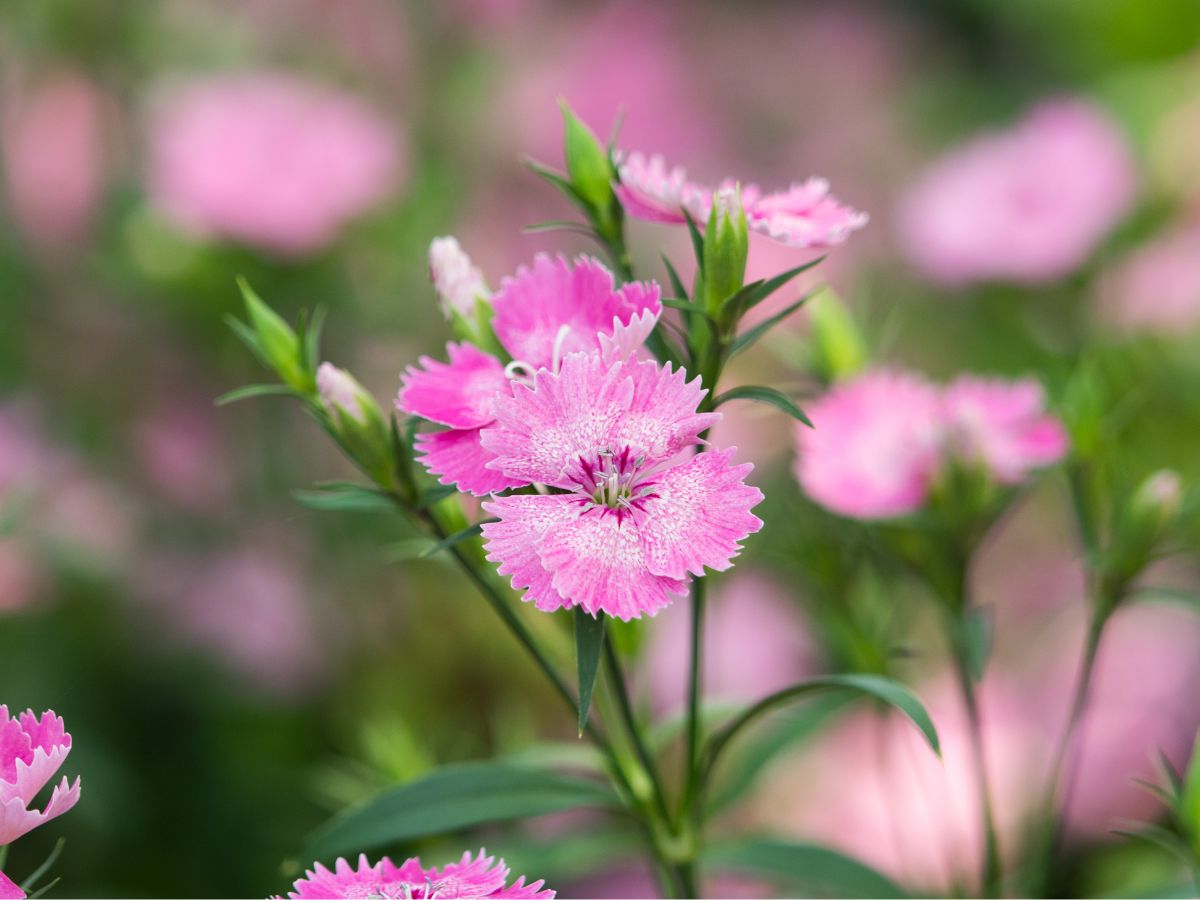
xmin=615 ymin=150 xmax=868 ymax=249
xmin=0 ymin=870 xmax=24 ymax=900
xmin=281 ymin=849 xmax=554 ymax=899
xmin=480 ymin=352 xmax=763 ymax=621
xmin=397 ymin=253 xmax=662 ymax=496
xmin=0 ymin=708 xmax=80 ymax=845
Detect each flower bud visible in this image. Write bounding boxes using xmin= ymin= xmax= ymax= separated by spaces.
xmin=560 ymin=100 xmax=618 ymax=235
xmin=702 ymin=186 xmax=749 ymax=319
xmin=807 ymin=288 xmax=866 ymax=382
xmin=238 ymin=277 xmax=312 ymax=393
xmin=429 ymin=236 xmax=488 ymax=320
xmin=316 ymin=362 xmax=392 ymax=486
xmin=1128 ymin=469 xmax=1183 ymax=544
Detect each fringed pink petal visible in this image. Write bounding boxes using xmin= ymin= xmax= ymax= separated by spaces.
xmin=0 ymin=795 xmax=44 ymax=845
xmin=433 ymin=849 xmax=509 ymax=895
xmin=0 ymin=870 xmax=24 ymax=900
xmin=398 ymin=342 xmax=508 ymax=429
xmin=614 ymin=151 xmax=711 ymax=224
xmin=638 ymin=449 xmax=764 ymax=580
xmin=490 ymin=255 xmax=659 ymax=371
xmin=618 ymin=358 xmax=720 ymax=461
xmin=482 ymin=353 xmax=635 ymax=487
xmin=535 ymin=509 xmax=687 ymax=621
xmin=599 ymin=308 xmax=661 ymax=363
xmin=748 ymin=178 xmax=869 ymax=248
xmin=481 ymin=495 xmax=579 ymax=612
xmin=288 ymin=855 xmax=385 ymax=899
xmin=415 ymin=428 xmax=524 ymax=497
xmin=494 ymin=876 xmax=556 ymax=899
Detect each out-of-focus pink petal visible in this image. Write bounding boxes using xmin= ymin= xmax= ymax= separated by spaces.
xmin=0 ymin=869 xmax=24 ymax=899
xmin=536 ymin=509 xmax=687 ymax=620
xmin=614 ymin=151 xmax=711 ymax=224
xmin=414 ymin=428 xmax=523 ymax=497
xmin=398 ymin=343 xmax=508 ymax=429
xmin=795 ymin=369 xmax=943 ymax=519
xmin=638 ymin=449 xmax=763 ymax=580
xmin=748 ymin=178 xmax=869 ymax=248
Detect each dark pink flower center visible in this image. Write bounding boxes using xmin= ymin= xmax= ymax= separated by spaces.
xmin=564 ymin=445 xmax=659 ymax=518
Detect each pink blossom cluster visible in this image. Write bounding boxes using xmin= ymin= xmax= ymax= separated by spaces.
xmin=146 ymin=72 xmax=403 ymax=256
xmin=899 ymin=99 xmax=1136 ymax=285
xmin=0 ymin=707 xmax=80 ymax=847
xmin=795 ymin=369 xmax=1068 ymax=519
xmin=616 ymin=151 xmax=868 ymax=249
xmin=400 ymin=245 xmax=763 ymax=620
xmin=283 ymin=850 xmax=553 ymax=899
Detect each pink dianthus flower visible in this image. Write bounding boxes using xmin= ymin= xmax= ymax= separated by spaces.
xmin=0 ymin=708 xmax=80 ymax=845
xmin=480 ymin=353 xmax=763 ymax=620
xmin=615 ymin=151 xmax=868 ymax=248
xmin=899 ymin=99 xmax=1135 ymax=285
xmin=283 ymin=850 xmax=553 ymax=899
xmin=146 ymin=72 xmax=402 ymax=256
xmin=398 ymin=254 xmax=661 ymax=496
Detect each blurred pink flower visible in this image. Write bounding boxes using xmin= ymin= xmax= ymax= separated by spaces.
xmin=899 ymin=99 xmax=1136 ymax=285
xmin=0 ymin=541 xmax=39 ymax=614
xmin=942 ymin=376 xmax=1069 ymax=484
xmin=146 ymin=72 xmax=403 ymax=255
xmin=133 ymin=401 xmax=233 ymax=514
xmin=1 ymin=71 xmax=106 ymax=249
xmin=616 ymin=152 xmax=868 ymax=249
xmin=753 ymin=678 xmax=1044 ymax=894
xmin=142 ymin=547 xmax=324 ymax=696
xmin=0 ymin=708 xmax=81 ymax=846
xmin=429 ymin=236 xmax=489 ymax=318
xmin=0 ymin=871 xmax=21 ymax=899
xmin=795 ymin=369 xmax=943 ymax=520
xmin=1097 ymin=222 xmax=1200 ymax=334
xmin=481 ymin=353 xmax=762 ymax=620
xmin=642 ymin=571 xmax=815 ymax=714
xmin=399 ymin=255 xmax=661 ymax=496
xmin=284 ymin=850 xmax=553 ymax=899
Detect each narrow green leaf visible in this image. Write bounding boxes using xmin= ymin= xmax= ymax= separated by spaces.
xmin=224 ymin=313 xmax=269 ymax=367
xmin=26 ymin=879 xmax=60 ymax=900
xmin=964 ymin=606 xmax=994 ymax=682
xmin=420 ymin=520 xmax=494 ymax=558
xmin=736 ymin=257 xmax=825 ymax=315
xmin=705 ymin=838 xmax=909 ymax=899
xmin=522 ymin=220 xmax=594 ymax=235
xmin=20 ymin=838 xmax=64 ymax=894
xmin=729 ymin=293 xmax=814 ymax=357
xmin=215 ymin=383 xmax=298 ymax=406
xmin=524 ymin=157 xmax=589 ymax=213
xmin=1135 ymin=586 xmax=1200 ymax=610
xmin=661 ymin=254 xmax=689 ymax=301
xmin=715 ymin=385 xmax=812 ymax=427
xmin=294 ymin=483 xmax=396 ymax=513
xmin=302 ymin=762 xmax=621 ymax=861
xmin=302 ymin=304 xmax=328 ymax=376
xmin=705 ymin=674 xmax=940 ymax=782
xmin=574 ymin=609 xmax=606 ymax=735
xmin=414 ymin=485 xmax=458 ymax=509
xmin=1113 ymin=824 xmax=1197 ymax=865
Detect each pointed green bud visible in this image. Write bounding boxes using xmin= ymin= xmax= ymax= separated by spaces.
xmin=317 ymin=362 xmax=393 ymax=488
xmin=560 ymin=100 xmax=617 ymax=224
xmin=701 ymin=187 xmax=749 ymax=320
xmin=808 ymin=288 xmax=866 ymax=381
xmin=1127 ymin=469 xmax=1183 ymax=548
xmin=238 ymin=278 xmax=312 ymax=393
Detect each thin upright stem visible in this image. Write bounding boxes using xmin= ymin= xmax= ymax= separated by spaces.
xmin=682 ymin=576 xmax=707 ymax=820
xmin=944 ymin=610 xmax=1002 ymax=897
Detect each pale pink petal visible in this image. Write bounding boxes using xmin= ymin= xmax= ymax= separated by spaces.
xmin=482 ymin=353 xmax=635 ymax=486
xmin=286 ymin=851 xmax=553 ymax=899
xmin=286 ymin=855 xmax=384 ymax=899
xmin=748 ymin=178 xmax=869 ymax=248
xmin=614 ymin=151 xmax=712 ymax=224
xmin=795 ymin=369 xmax=944 ymax=519
xmin=415 ymin=428 xmax=523 ymax=497
xmin=481 ymin=495 xmax=580 ymax=612
xmin=598 ymin=307 xmax=661 ymax=363
xmin=490 ymin=255 xmax=660 ymax=370
xmin=0 ymin=776 xmax=78 ymax=844
xmin=637 ymin=449 xmax=764 ymax=580
xmin=2 ymin=744 xmax=70 ymax=807
xmin=434 ymin=850 xmax=509 ymax=895
xmin=617 ymin=358 xmax=721 ymax=461
xmin=535 ymin=509 xmax=687 ymax=620
xmin=0 ymin=869 xmax=24 ymax=900
xmin=398 ymin=342 xmax=509 ymax=429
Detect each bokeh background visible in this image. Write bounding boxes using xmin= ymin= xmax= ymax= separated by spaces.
xmin=3 ymin=1 xmax=1200 ymax=896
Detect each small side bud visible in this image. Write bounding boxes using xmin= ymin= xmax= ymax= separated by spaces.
xmin=238 ymin=278 xmax=311 ymax=393
xmin=560 ymin=100 xmax=618 ymax=233
xmin=1130 ymin=469 xmax=1183 ymax=539
xmin=702 ymin=187 xmax=749 ymax=319
xmin=808 ymin=288 xmax=866 ymax=382
xmin=429 ymin=236 xmax=488 ymax=320
xmin=316 ymin=362 xmax=393 ymax=487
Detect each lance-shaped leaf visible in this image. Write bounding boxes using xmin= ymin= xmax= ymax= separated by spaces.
xmin=705 ymin=838 xmax=909 ymax=899
xmin=294 ymin=482 xmax=397 ymax=513
xmin=729 ymin=291 xmax=816 ymax=357
xmin=302 ymin=762 xmax=622 ymax=861
xmin=575 ymin=608 xmax=606 ymax=735
xmin=715 ymin=385 xmax=812 ymax=427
